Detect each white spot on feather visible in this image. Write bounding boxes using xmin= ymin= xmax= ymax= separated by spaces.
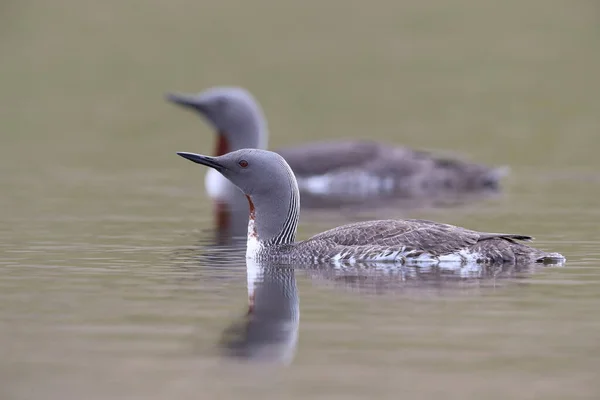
xmin=296 ymin=175 xmax=334 ymax=196
xmin=438 ymin=249 xmax=478 ymax=263
xmin=326 ymin=248 xmax=481 ymax=268
xmin=296 ymin=173 xmax=396 ymax=197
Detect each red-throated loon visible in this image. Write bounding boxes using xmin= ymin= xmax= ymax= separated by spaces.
xmin=175 ymin=149 xmax=564 ymax=266
xmin=166 ymin=87 xmax=508 ymax=208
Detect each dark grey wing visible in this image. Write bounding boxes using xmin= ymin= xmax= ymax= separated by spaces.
xmin=275 ymin=140 xmax=382 ymax=177
xmin=277 ymin=139 xmax=505 ymax=199
xmin=303 ymin=219 xmax=533 ymax=257
xmin=427 ymin=155 xmax=508 ymax=191
xmin=278 ymin=139 xmax=504 ymax=189
xmin=478 ymin=233 xmax=533 ymax=242
xmin=363 ymin=147 xmax=507 ymax=192
xmin=303 ymin=219 xmax=480 ymax=256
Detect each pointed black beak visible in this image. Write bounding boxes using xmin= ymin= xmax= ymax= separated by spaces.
xmin=177 ymin=152 xmax=225 ymax=172
xmin=165 ymin=93 xmax=205 ymax=111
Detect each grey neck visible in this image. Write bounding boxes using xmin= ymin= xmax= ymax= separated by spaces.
xmin=219 ymin=98 xmax=269 ymax=151
xmin=251 ymin=170 xmax=300 ymax=246
xmin=229 ymin=114 xmax=268 ymax=151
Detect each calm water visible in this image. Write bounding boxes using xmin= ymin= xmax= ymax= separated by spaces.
xmin=2 ymin=1 xmax=600 ymax=399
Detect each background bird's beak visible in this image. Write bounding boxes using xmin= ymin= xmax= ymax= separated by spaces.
xmin=165 ymin=93 xmax=205 ymax=111
xmin=177 ymin=152 xmax=224 ymax=172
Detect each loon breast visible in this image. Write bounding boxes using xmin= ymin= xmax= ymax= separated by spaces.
xmin=205 ymin=168 xmax=239 ymax=200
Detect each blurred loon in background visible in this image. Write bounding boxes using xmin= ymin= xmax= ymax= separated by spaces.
xmin=167 ymin=86 xmax=508 ymax=239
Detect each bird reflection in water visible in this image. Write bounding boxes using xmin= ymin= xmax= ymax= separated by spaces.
xmin=304 ymin=260 xmax=548 ymax=295
xmin=212 ymin=197 xmax=250 ymax=245
xmin=214 ymin=258 xmax=551 ymax=365
xmin=219 ymin=259 xmax=300 ymax=364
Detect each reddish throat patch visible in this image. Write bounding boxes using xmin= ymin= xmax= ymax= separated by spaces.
xmin=215 ymin=132 xmax=229 ymax=156
xmin=245 ymin=195 xmax=257 ymax=238
xmin=214 ymin=201 xmax=230 ymax=232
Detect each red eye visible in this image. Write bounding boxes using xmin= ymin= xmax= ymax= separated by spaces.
xmin=239 ymin=160 xmax=249 ymax=168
